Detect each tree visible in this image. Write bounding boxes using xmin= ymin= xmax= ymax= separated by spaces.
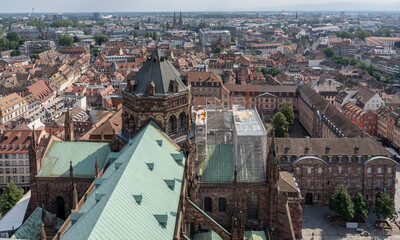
xmin=10 ymin=49 xmax=20 ymax=56
xmin=58 ymin=34 xmax=73 ymax=46
xmin=152 ymin=31 xmax=157 ymax=41
xmin=337 ymin=31 xmax=353 ymax=39
xmin=373 ymin=71 xmax=381 ymax=81
xmin=394 ymin=41 xmax=400 ymax=49
xmin=134 ymin=31 xmax=138 ymax=38
xmin=6 ymin=32 xmax=21 ymax=43
xmin=0 ymin=37 xmax=10 ymax=51
xmin=322 ymin=48 xmax=335 ymax=59
xmin=73 ymin=36 xmax=80 ymax=43
xmin=329 ymin=185 xmax=355 ymax=222
xmin=280 ymin=102 xmax=295 ymax=126
xmin=261 ymin=67 xmax=281 ymax=77
xmin=354 ymin=28 xmax=371 ymax=40
xmin=353 ymin=193 xmax=370 ymax=219
xmin=291 ymin=31 xmax=298 ymax=39
xmin=0 ymin=181 xmax=24 ymax=215
xmin=94 ymin=34 xmax=108 ymax=46
xmin=27 ymin=19 xmax=45 ymax=30
xmin=213 ymin=46 xmax=222 ymax=54
xmin=375 ymin=194 xmax=397 ymax=221
xmin=272 ymin=112 xmax=289 ymax=138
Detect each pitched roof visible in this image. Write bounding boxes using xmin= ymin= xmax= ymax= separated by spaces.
xmin=27 ymin=80 xmax=53 ymax=100
xmin=61 ymin=121 xmax=185 ymax=240
xmin=199 ymin=144 xmax=234 ymax=182
xmin=12 ymin=207 xmax=64 ymax=240
xmin=38 ymin=141 xmax=110 ymax=177
xmin=125 ymin=48 xmax=188 ymax=95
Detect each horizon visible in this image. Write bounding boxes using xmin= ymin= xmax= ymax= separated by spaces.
xmin=2 ymin=0 xmax=400 ymax=14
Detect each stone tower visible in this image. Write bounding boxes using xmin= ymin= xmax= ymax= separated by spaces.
xmin=64 ymin=107 xmax=74 ymax=141
xmin=122 ymin=47 xmax=191 ymax=139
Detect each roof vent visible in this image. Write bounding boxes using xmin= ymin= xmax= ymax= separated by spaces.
xmin=70 ymin=212 xmax=85 ymax=225
xmin=156 ymin=140 xmax=163 ymax=146
xmin=94 ymin=178 xmax=104 ymax=189
xmin=304 ymin=146 xmax=309 ymax=154
xmin=115 ymin=162 xmax=123 ymax=169
xmin=284 ymin=146 xmax=289 ymax=154
xmin=95 ymin=193 xmax=105 ymax=202
xmin=325 ymin=146 xmax=330 ymax=154
xmin=133 ymin=194 xmax=143 ymax=204
xmin=354 ymin=146 xmax=359 ymax=154
xmin=154 ymin=214 xmax=168 ymax=227
xmin=164 ymin=179 xmax=175 ymax=190
xmin=171 ymin=153 xmax=183 ymax=165
xmin=146 ymin=162 xmax=154 ymax=171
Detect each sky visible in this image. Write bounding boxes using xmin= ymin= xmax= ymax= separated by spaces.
xmin=1 ymin=0 xmax=400 ymax=13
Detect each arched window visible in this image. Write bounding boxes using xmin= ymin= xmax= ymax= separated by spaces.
xmin=178 ymin=112 xmax=187 ymax=132
xmin=218 ymin=198 xmax=226 ymax=212
xmin=204 ymin=197 xmax=212 ymax=212
xmin=247 ymin=191 xmax=258 ymax=220
xmin=168 ymin=115 xmax=177 ymax=135
xmin=55 ymin=196 xmax=66 ymax=220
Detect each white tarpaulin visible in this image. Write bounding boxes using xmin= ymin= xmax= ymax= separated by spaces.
xmin=0 ymin=190 xmax=31 ymax=233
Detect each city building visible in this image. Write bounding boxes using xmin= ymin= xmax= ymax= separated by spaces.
xmin=277 ymin=138 xmax=397 ymax=206
xmin=342 ymin=102 xmax=377 ymax=136
xmin=0 ymin=93 xmax=29 ymax=124
xmin=122 ymin=47 xmax=191 ymax=140
xmin=199 ymin=29 xmax=231 ymax=47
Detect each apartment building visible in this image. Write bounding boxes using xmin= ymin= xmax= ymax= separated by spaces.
xmin=0 ymin=93 xmax=28 ymax=124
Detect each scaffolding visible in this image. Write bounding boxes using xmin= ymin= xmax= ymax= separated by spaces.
xmin=195 ymin=101 xmax=267 ymax=183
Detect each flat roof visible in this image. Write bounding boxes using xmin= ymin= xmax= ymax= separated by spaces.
xmin=233 ymin=107 xmax=266 ymax=136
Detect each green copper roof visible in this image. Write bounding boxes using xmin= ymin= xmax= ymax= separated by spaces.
xmin=244 ymin=231 xmax=267 ymax=240
xmin=192 ymin=231 xmax=223 ymax=240
xmin=199 ymin=144 xmax=234 ymax=182
xmin=11 ymin=207 xmax=64 ymax=240
xmin=61 ymin=121 xmax=185 ymax=240
xmin=38 ymin=141 xmax=110 ymax=177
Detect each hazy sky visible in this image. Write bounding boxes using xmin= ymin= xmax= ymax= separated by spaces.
xmin=1 ymin=0 xmax=400 ymax=13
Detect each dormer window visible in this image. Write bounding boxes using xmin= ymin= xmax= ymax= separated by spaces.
xmin=328 ymin=156 xmax=333 ymax=163
xmin=325 ymin=146 xmax=330 ymax=154
xmin=338 ymin=156 xmax=343 ymax=163
xmin=284 ymin=146 xmax=289 ymax=154
xmin=304 ymin=146 xmax=309 ymax=154
xmin=347 ymin=156 xmax=352 ymax=163
xmin=357 ymin=156 xmax=362 ymax=163
xmin=148 ymin=82 xmax=155 ymax=96
xmin=354 ymin=146 xmax=359 ymax=154
xmin=171 ymin=80 xmax=179 ymax=93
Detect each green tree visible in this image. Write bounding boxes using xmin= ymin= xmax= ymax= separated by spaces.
xmin=375 ymin=28 xmax=391 ymax=37
xmin=280 ymin=102 xmax=295 ymax=126
xmin=0 ymin=181 xmax=24 ymax=215
xmin=94 ymin=34 xmax=108 ymax=46
xmin=10 ymin=49 xmax=20 ymax=56
xmin=394 ymin=41 xmax=400 ymax=49
xmin=348 ymin=27 xmax=355 ymax=33
xmin=6 ymin=32 xmax=21 ymax=43
xmin=366 ymin=64 xmax=375 ymax=75
xmin=291 ymin=31 xmax=298 ymax=39
xmin=375 ymin=194 xmax=397 ymax=221
xmin=152 ymin=31 xmax=157 ymax=41
xmin=213 ymin=46 xmax=222 ymax=54
xmin=353 ymin=193 xmax=370 ymax=219
xmin=354 ymin=28 xmax=371 ymax=40
xmin=373 ymin=71 xmax=381 ymax=81
xmin=322 ymin=48 xmax=335 ymax=59
xmin=50 ymin=19 xmax=73 ymax=28
xmin=27 ymin=19 xmax=46 ymax=30
xmin=73 ymin=36 xmax=80 ymax=43
xmin=0 ymin=37 xmax=10 ymax=51
xmin=272 ymin=112 xmax=289 ymax=138
xmin=337 ymin=31 xmax=353 ymax=39
xmin=58 ymin=34 xmax=74 ymax=46
xmin=328 ymin=185 xmax=355 ymax=222
xmin=134 ymin=31 xmax=138 ymax=38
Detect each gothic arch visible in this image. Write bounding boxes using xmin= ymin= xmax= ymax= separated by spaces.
xmin=178 ymin=112 xmax=187 ymax=132
xmin=168 ymin=115 xmax=177 ymax=135
xmin=55 ymin=196 xmax=66 ymax=220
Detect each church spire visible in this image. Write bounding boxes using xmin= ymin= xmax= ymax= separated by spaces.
xmin=179 ymin=11 xmax=183 ymax=28
xmin=64 ymin=106 xmax=74 ymax=141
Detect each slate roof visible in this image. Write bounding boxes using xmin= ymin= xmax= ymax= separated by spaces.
xmin=38 ymin=141 xmax=110 ymax=177
xmin=125 ymin=47 xmax=188 ymax=96
xmin=60 ymin=121 xmax=185 ymax=240
xmin=299 ymin=84 xmax=362 ymax=138
xmin=274 ymin=138 xmax=390 ymax=156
